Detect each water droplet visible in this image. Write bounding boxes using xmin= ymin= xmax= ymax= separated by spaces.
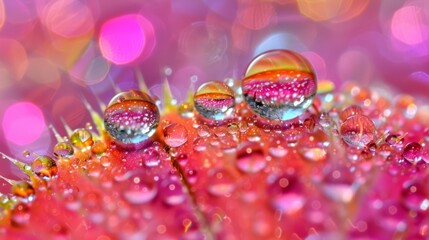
xmin=269 ymin=136 xmax=288 ymax=158
xmin=104 ymin=90 xmax=160 ymax=145
xmin=22 ymin=150 xmax=31 ymax=158
xmin=236 ymin=142 xmax=266 ymax=174
xmin=297 ymin=130 xmax=329 ymax=162
xmin=402 ymin=179 xmax=429 ymax=212
xmin=163 ymin=123 xmax=188 ymax=148
xmin=197 ymin=125 xmax=211 ymax=138
xmin=178 ymin=102 xmax=194 ymax=118
xmin=160 ymin=179 xmax=186 ymax=205
xmin=10 ymin=203 xmax=30 ymax=226
xmin=194 ymin=81 xmax=235 ymax=120
xmin=322 ymin=166 xmax=357 ymax=203
xmin=11 ymin=181 xmax=35 ymax=202
xmin=53 ymin=142 xmax=74 ymax=158
xmin=242 ymin=49 xmax=317 ymax=120
xmin=91 ymin=141 xmax=107 ymax=155
xmin=267 ymin=173 xmax=305 ymax=213
xmin=403 ymin=142 xmax=422 ymax=163
xmin=386 ymin=134 xmax=405 ymax=149
xmin=207 ymin=168 xmax=236 ymax=197
xmin=142 ymin=147 xmax=160 ymax=167
xmin=340 ymin=115 xmax=376 ymax=148
xmin=339 ymin=105 xmax=364 ymax=121
xmin=122 ymin=171 xmax=157 ymax=204
xmin=70 ymin=128 xmax=94 ymax=148
xmin=31 ymin=155 xmax=58 ymax=181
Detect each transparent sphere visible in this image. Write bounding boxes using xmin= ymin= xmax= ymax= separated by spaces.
xmin=242 ymin=49 xmax=317 ymax=120
xmin=104 ymin=90 xmax=160 ymax=145
xmin=194 ymin=81 xmax=235 ymax=120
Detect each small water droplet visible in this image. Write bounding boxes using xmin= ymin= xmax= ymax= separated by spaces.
xmin=236 ymin=142 xmax=266 ymax=174
xmin=207 ymin=168 xmax=236 ymax=197
xmin=178 ymin=102 xmax=194 ymax=118
xmin=70 ymin=128 xmax=94 ymax=148
xmin=22 ymin=150 xmax=31 ymax=158
xmin=386 ymin=134 xmax=405 ymax=149
xmin=53 ymin=142 xmax=74 ymax=158
xmin=11 ymin=181 xmax=35 ymax=202
xmin=91 ymin=141 xmax=107 ymax=155
xmin=104 ymin=90 xmax=160 ymax=145
xmin=267 ymin=173 xmax=305 ymax=213
xmin=142 ymin=147 xmax=160 ymax=167
xmin=31 ymin=155 xmax=58 ymax=181
xmin=10 ymin=203 xmax=30 ymax=226
xmin=340 ymin=115 xmax=376 ymax=148
xmin=269 ymin=136 xmax=288 ymax=158
xmin=194 ymin=81 xmax=235 ymax=120
xmin=403 ymin=142 xmax=423 ymax=163
xmin=122 ymin=171 xmax=157 ymax=204
xmin=160 ymin=179 xmax=186 ymax=205
xmin=322 ymin=166 xmax=357 ymax=203
xmin=163 ymin=123 xmax=188 ymax=148
xmin=242 ymin=50 xmax=317 ymax=120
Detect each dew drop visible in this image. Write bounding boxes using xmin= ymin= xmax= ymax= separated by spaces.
xmin=178 ymin=102 xmax=194 ymax=118
xmin=70 ymin=128 xmax=94 ymax=148
xmin=53 ymin=142 xmax=74 ymax=158
xmin=163 ymin=123 xmax=188 ymax=148
xmin=236 ymin=142 xmax=266 ymax=174
xmin=269 ymin=136 xmax=288 ymax=158
xmin=267 ymin=173 xmax=305 ymax=213
xmin=11 ymin=181 xmax=35 ymax=202
xmin=297 ymin=130 xmax=329 ymax=162
xmin=403 ymin=142 xmax=423 ymax=163
xmin=91 ymin=141 xmax=107 ymax=156
xmin=194 ymin=81 xmax=235 ymax=120
xmin=340 ymin=115 xmax=376 ymax=148
xmin=242 ymin=49 xmax=317 ymax=120
xmin=207 ymin=168 xmax=236 ymax=197
xmin=31 ymin=155 xmax=58 ymax=181
xmin=104 ymin=90 xmax=160 ymax=145
xmin=321 ymin=166 xmax=357 ymax=203
xmin=22 ymin=150 xmax=31 ymax=158
xmin=122 ymin=171 xmax=157 ymax=204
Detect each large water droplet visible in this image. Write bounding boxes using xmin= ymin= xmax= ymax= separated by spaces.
xmin=340 ymin=115 xmax=376 ymax=148
xmin=340 ymin=105 xmax=364 ymax=121
xmin=242 ymin=49 xmax=317 ymax=120
xmin=194 ymin=81 xmax=235 ymax=120
xmin=31 ymin=155 xmax=58 ymax=181
xmin=236 ymin=142 xmax=267 ymax=174
xmin=163 ymin=123 xmax=188 ymax=148
xmin=104 ymin=90 xmax=160 ymax=145
xmin=122 ymin=171 xmax=157 ymax=204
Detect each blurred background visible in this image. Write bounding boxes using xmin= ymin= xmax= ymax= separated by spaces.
xmin=0 ymin=0 xmax=429 ymax=175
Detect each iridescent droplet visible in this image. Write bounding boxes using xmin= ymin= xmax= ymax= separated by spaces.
xmin=194 ymin=81 xmax=235 ymax=120
xmin=11 ymin=181 xmax=35 ymax=202
xmin=403 ymin=142 xmax=423 ymax=163
xmin=163 ymin=123 xmax=188 ymax=148
xmin=267 ymin=173 xmax=305 ymax=213
xmin=340 ymin=115 xmax=376 ymax=148
xmin=122 ymin=171 xmax=157 ymax=204
xmin=242 ymin=49 xmax=317 ymax=120
xmin=31 ymin=155 xmax=58 ymax=181
xmin=70 ymin=128 xmax=94 ymax=148
xmin=104 ymin=90 xmax=160 ymax=145
xmin=53 ymin=142 xmax=74 ymax=158
xmin=236 ymin=142 xmax=266 ymax=174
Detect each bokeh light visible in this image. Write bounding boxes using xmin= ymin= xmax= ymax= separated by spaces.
xmin=391 ymin=3 xmax=429 ymax=45
xmin=0 ymin=38 xmax=28 ymax=85
xmin=99 ymin=14 xmax=155 ymax=65
xmin=2 ymin=102 xmax=46 ymax=146
xmin=42 ymin=0 xmax=94 ymax=38
xmin=0 ymin=0 xmax=5 ymax=30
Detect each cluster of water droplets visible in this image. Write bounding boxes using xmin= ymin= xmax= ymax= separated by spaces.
xmin=1 ymin=49 xmax=429 ymax=239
